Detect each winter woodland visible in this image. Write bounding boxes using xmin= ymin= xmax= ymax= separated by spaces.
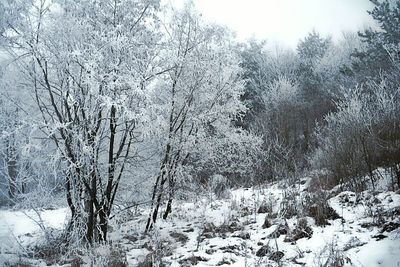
xmin=0 ymin=0 xmax=399 ymax=266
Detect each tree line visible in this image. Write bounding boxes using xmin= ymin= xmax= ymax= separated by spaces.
xmin=0 ymin=0 xmax=399 ymax=246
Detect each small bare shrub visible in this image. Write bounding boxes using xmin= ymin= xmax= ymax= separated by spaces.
xmin=284 ymin=217 xmax=313 ymax=242
xmin=210 ymin=174 xmax=231 ymax=199
xmin=279 ymin=188 xmax=300 ymax=218
xmin=314 ymin=239 xmax=347 ymax=267
xmin=304 ymin=191 xmax=340 ymax=225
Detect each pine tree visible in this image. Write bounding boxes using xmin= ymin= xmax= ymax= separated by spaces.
xmin=353 ymin=0 xmax=400 ymax=81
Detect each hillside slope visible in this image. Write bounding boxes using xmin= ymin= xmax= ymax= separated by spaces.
xmin=0 ymin=171 xmax=399 ymax=266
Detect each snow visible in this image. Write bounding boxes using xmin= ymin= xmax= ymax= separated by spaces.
xmin=354 ymin=237 xmax=400 ymax=267
xmin=0 ymin=208 xmax=69 ymax=252
xmin=122 ymin=181 xmax=398 ymax=266
xmin=0 ymin=208 xmax=68 ymax=236
xmin=0 ymin=171 xmax=399 ymax=266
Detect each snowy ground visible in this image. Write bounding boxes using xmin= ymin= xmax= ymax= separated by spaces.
xmin=120 ymin=184 xmax=399 ymax=267
xmin=0 ymin=173 xmax=399 ymax=266
xmin=0 ymin=208 xmax=68 ymax=248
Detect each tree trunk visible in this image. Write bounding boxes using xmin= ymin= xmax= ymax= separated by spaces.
xmin=360 ymin=137 xmax=375 ymax=190
xmin=146 ymin=144 xmax=172 ymax=232
xmin=163 ymin=168 xmax=177 ymax=220
xmin=98 ymin=207 xmax=108 ymax=242
xmin=163 ymin=197 xmax=173 ymax=220
xmin=145 ymin=173 xmax=161 ymax=232
xmin=7 ymin=159 xmax=18 ymax=199
xmin=86 ymin=192 xmax=94 ymax=244
xmin=395 ymin=165 xmax=400 ymax=190
xmin=149 ymin=173 xmax=168 ymax=230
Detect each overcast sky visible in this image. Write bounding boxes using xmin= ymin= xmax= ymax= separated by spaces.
xmin=168 ymin=0 xmax=375 ymax=48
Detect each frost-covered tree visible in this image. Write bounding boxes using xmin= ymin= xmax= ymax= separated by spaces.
xmin=145 ymin=4 xmax=261 ymax=231
xmin=0 ymin=99 xmax=25 ymax=200
xmin=0 ymin=54 xmax=30 ymax=202
xmin=0 ymin=54 xmax=61 ymax=207
xmin=310 ymin=1 xmax=400 ymax=189
xmin=0 ymin=92 xmax=21 ymax=200
xmin=1 ymin=0 xmax=161 ymax=243
xmin=238 ymin=40 xmax=297 ymax=130
xmin=259 ymin=76 xmax=304 ymax=180
xmin=236 ymin=41 xmax=301 ymax=181
xmin=315 ymin=32 xmax=363 ymax=98
xmin=311 ymin=81 xmax=400 ymax=189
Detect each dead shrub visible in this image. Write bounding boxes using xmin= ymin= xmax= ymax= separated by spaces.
xmin=169 ymin=232 xmax=189 ymax=244
xmin=304 ymin=191 xmax=341 ymax=225
xmin=284 ymin=217 xmax=313 ymax=242
xmin=279 ymin=188 xmax=300 ymax=218
xmin=179 ymin=255 xmax=208 ymax=266
xmin=29 ymin=229 xmax=68 ymax=265
xmin=314 ymin=239 xmax=347 ymax=267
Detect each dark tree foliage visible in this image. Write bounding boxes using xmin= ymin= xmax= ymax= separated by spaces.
xmin=297 ymin=31 xmax=332 ymax=101
xmin=295 ymin=32 xmax=334 ymax=156
xmin=353 ymin=0 xmax=400 ymax=82
xmin=237 ymin=40 xmax=270 ymax=130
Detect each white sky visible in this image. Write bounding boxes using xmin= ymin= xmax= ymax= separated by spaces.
xmin=168 ymin=0 xmax=375 ymax=48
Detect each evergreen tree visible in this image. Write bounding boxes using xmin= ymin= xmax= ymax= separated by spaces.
xmin=297 ymin=31 xmax=331 ymax=101
xmin=353 ymin=0 xmax=400 ymax=82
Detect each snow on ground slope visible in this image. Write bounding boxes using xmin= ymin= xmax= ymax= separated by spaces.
xmin=110 ymin=177 xmax=399 ymax=267
xmin=117 ymin=178 xmax=400 ymax=267
xmin=0 ymin=173 xmax=399 ymax=266
xmin=0 ymin=208 xmax=69 ymax=256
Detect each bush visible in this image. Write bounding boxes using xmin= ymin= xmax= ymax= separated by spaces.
xmin=314 ymin=239 xmax=347 ymax=267
xmin=284 ymin=217 xmax=313 ymax=242
xmin=209 ymin=174 xmax=230 ymax=199
xmin=311 ymin=82 xmax=400 ymax=190
xmin=303 ymin=191 xmax=341 ymax=226
xmin=279 ymin=187 xmax=300 ymax=218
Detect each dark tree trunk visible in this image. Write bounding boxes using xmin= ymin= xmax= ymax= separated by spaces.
xmin=360 ymin=137 xmax=375 ymax=190
xmin=146 ymin=143 xmax=172 ymax=232
xmin=7 ymin=159 xmax=18 ymax=199
xmin=395 ymin=165 xmax=400 ymax=190
xmin=148 ymin=172 xmax=168 ymax=231
xmin=98 ymin=207 xmax=108 ymax=242
xmin=86 ymin=193 xmax=95 ymax=244
xmin=163 ymin=197 xmax=172 ymax=220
